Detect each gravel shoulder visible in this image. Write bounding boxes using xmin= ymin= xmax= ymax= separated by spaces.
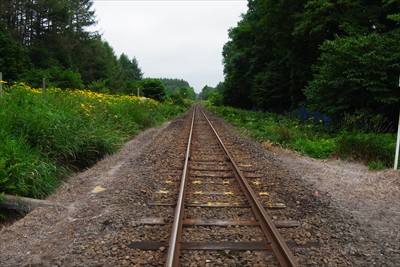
xmin=0 ymin=119 xmax=176 ymax=266
xmin=267 ymin=145 xmax=400 ymax=241
xmin=0 ymin=111 xmax=399 ymax=266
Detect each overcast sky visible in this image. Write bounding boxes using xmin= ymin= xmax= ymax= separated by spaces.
xmin=92 ymin=0 xmax=248 ymax=93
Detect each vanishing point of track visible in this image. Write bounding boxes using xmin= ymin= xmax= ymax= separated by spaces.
xmin=165 ymin=105 xmax=298 ymax=266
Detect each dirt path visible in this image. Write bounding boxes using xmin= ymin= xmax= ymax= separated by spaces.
xmin=0 ymin=112 xmax=399 ymax=266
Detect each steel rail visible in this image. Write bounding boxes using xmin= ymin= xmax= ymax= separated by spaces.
xmin=200 ymin=107 xmax=298 ymax=267
xmin=165 ymin=107 xmax=196 ymax=267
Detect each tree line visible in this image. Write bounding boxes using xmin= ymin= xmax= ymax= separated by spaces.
xmin=0 ymin=0 xmax=143 ymax=94
xmin=0 ymin=0 xmax=197 ymax=102
xmin=221 ymin=0 xmax=400 ymax=130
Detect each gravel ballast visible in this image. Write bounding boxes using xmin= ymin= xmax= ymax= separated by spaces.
xmin=0 ymin=109 xmax=399 ymax=266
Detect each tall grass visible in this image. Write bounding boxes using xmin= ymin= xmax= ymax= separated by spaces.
xmin=0 ymin=83 xmax=186 ymax=200
xmin=0 ymin=129 xmax=60 ymax=198
xmin=206 ymin=104 xmax=396 ymax=168
xmin=335 ymin=133 xmax=395 ymax=166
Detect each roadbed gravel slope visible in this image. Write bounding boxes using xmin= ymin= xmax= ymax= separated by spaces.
xmin=0 ymin=111 xmax=399 ymax=266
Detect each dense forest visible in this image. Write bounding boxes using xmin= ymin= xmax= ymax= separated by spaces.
xmin=2 ymin=0 xmax=399 ymax=129
xmin=0 ymin=0 xmax=197 ymax=102
xmin=221 ymin=0 xmax=400 ymax=130
xmin=0 ymin=0 xmax=146 ymax=94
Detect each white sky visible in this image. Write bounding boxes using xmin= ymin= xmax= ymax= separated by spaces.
xmin=92 ymin=0 xmax=248 ymax=93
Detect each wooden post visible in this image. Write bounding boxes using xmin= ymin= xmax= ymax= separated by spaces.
xmin=0 ymin=194 xmax=59 ymax=211
xmin=0 ymin=72 xmax=3 ymax=97
xmin=42 ymin=77 xmax=46 ymax=95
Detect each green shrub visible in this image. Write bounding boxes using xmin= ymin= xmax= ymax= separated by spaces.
xmin=335 ymin=133 xmax=395 ymax=166
xmin=23 ymin=67 xmax=84 ymax=89
xmin=0 ymin=130 xmax=60 ymax=198
xmin=86 ymin=79 xmax=110 ymax=93
xmin=277 ymin=126 xmax=291 ymax=143
xmin=291 ymin=139 xmax=335 ymax=159
xmin=368 ymin=160 xmax=386 ymax=171
xmin=0 ymin=159 xmax=18 ymax=194
xmin=343 ymin=111 xmax=394 ymax=133
xmin=252 ymin=125 xmax=280 ymax=143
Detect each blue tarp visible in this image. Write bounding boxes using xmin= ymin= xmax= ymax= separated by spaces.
xmin=297 ymin=107 xmax=331 ymax=125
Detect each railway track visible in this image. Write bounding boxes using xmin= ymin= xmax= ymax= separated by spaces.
xmin=130 ymin=105 xmax=299 ymax=266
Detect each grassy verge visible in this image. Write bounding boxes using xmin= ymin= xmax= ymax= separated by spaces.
xmin=0 ymin=83 xmax=186 ymax=200
xmin=206 ymin=104 xmax=396 ymax=170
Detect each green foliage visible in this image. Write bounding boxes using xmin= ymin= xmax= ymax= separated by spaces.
xmin=305 ymin=33 xmax=400 ymax=124
xmin=176 ymin=87 xmax=196 ymax=100
xmin=2 ymin=86 xmax=118 ymax=169
xmin=207 ymin=105 xmax=395 ymax=168
xmin=140 ymin=78 xmax=167 ymax=101
xmin=0 ymin=159 xmax=19 ymax=194
xmin=160 ymin=78 xmax=196 ymax=105
xmin=368 ymin=160 xmax=386 ymax=171
xmin=222 ymin=18 xmax=254 ymax=109
xmin=166 ymin=93 xmax=194 ymax=108
xmin=208 ymin=91 xmax=224 ymax=106
xmin=86 ymin=79 xmax=110 ymax=94
xmin=201 ymin=83 xmax=225 ymax=106
xmin=277 ymin=126 xmax=292 ymax=143
xmin=222 ymin=0 xmax=308 ymax=110
xmin=0 ymin=22 xmax=31 ymax=81
xmin=222 ymin=0 xmax=400 ymax=128
xmin=0 ymin=1 xmax=144 ymax=95
xmin=119 ymin=54 xmax=143 ymax=82
xmin=118 ymin=54 xmax=143 ymax=94
xmin=199 ymin=85 xmax=217 ymax=101
xmin=160 ymin=78 xmax=191 ymax=91
xmin=0 ymin=130 xmax=60 ymax=198
xmin=0 ymin=84 xmax=185 ymax=201
xmin=342 ymin=110 xmax=394 ymax=133
xmin=291 ymin=139 xmax=335 ymax=159
xmin=335 ymin=133 xmax=395 ymax=166
xmin=23 ymin=67 xmax=84 ymax=89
